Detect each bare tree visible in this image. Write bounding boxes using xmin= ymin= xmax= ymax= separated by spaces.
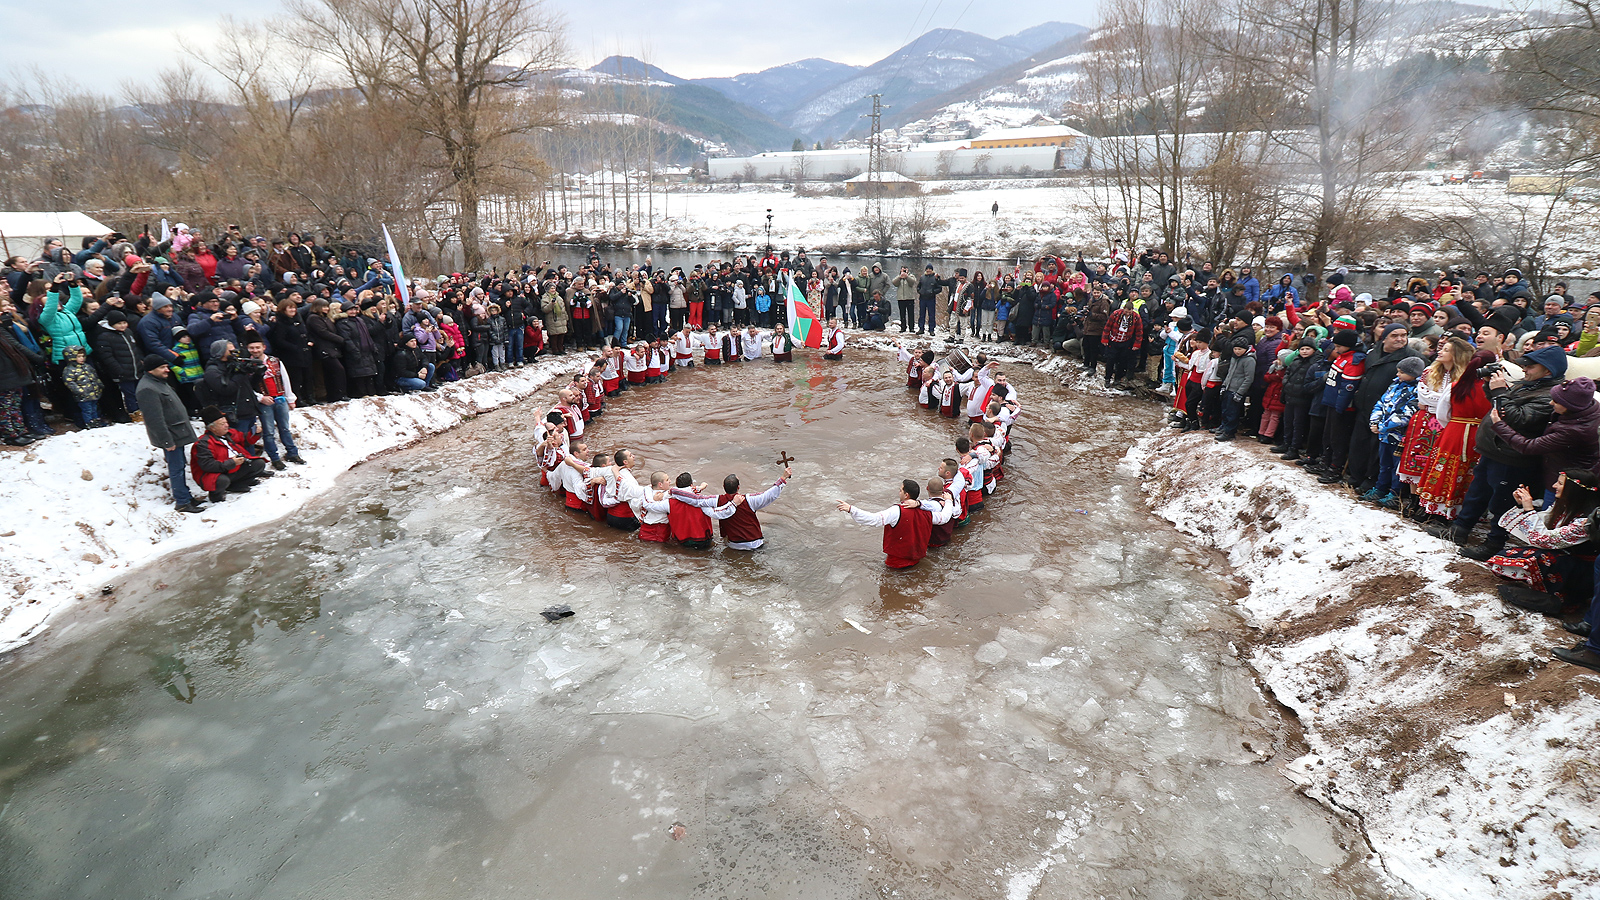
xmin=291 ymin=0 xmax=565 ymax=269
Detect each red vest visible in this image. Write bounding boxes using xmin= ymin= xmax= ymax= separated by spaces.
xmin=716 ymin=493 xmax=763 ymax=543
xmin=668 ymin=498 xmax=713 ymax=543
xmin=883 ymin=506 xmax=932 ymax=568
xmin=907 ymin=359 xmax=921 ymax=389
xmin=928 ymin=500 xmax=953 ymax=547
xmin=639 ymin=522 xmax=669 ymax=542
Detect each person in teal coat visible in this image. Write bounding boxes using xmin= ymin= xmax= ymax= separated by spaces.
xmin=37 ymin=278 xmax=89 ymax=363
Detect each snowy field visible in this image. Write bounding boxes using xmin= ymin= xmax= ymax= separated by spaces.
xmin=540 ymin=175 xmax=1600 ymax=277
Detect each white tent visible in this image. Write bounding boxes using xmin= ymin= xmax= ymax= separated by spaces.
xmin=0 ymin=212 xmax=114 ymax=259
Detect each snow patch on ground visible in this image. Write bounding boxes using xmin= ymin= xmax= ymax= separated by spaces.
xmin=1129 ymin=430 xmax=1600 ymax=900
xmin=0 ymin=355 xmax=590 ymax=654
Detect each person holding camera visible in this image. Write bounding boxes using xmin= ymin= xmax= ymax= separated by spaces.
xmin=1433 ymin=345 xmax=1567 ymax=554
xmin=198 ymin=338 xmax=260 ymax=428
xmin=244 ymin=335 xmax=304 ymax=470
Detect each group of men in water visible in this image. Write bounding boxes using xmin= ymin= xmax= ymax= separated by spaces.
xmin=529 ymin=323 xmax=1020 ymax=568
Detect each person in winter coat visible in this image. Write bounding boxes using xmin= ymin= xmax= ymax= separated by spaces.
xmin=335 ymin=302 xmax=381 ymax=396
xmin=38 ymin=278 xmax=90 ymax=363
xmin=305 ymin=299 xmax=349 ymax=401
xmin=1446 ymin=344 xmax=1566 ymax=553
xmin=1342 ymin=324 xmax=1422 ymax=490
xmin=91 ymin=310 xmax=145 ymax=421
xmin=1366 ymin=356 xmax=1425 ymax=507
xmin=1490 ymin=378 xmax=1600 ymax=505
xmin=1080 ymin=293 xmax=1111 ymax=376
xmin=1275 ymin=338 xmax=1322 ymax=460
xmin=1313 ymin=330 xmax=1366 ymax=481
xmin=1216 ymin=336 xmax=1257 ymax=441
xmin=0 ymin=316 xmax=42 ymax=445
xmin=1264 ymin=273 xmax=1299 ymax=310
xmin=1258 ymin=348 xmax=1289 ymax=443
xmin=136 ymin=355 xmax=204 ymax=511
xmin=191 ymin=405 xmax=269 ymax=503
xmin=269 ymin=298 xmax=315 ymax=407
xmin=60 ymin=345 xmax=106 ymax=427
xmin=1102 ymin=299 xmax=1145 ymax=387
xmin=137 ymin=298 xmax=181 ymax=364
xmin=544 ymin=288 xmax=569 ymax=355
xmin=392 ymin=334 xmax=434 ymax=393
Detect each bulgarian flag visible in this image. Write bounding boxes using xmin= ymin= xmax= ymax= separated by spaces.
xmin=382 ymin=224 xmax=411 ymax=308
xmin=786 ymin=276 xmax=822 ymax=348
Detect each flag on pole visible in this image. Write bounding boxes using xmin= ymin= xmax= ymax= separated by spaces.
xmin=786 ymin=276 xmax=822 ymax=348
xmin=382 ymin=224 xmax=411 ymax=308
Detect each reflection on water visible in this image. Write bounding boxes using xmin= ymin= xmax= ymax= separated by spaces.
xmin=0 ymin=356 xmax=1395 ymax=900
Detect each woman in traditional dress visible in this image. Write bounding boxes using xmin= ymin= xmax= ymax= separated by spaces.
xmin=1414 ymin=338 xmax=1495 ymax=521
xmin=1397 ymin=336 xmax=1461 ymax=519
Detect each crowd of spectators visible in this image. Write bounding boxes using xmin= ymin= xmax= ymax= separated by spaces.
xmin=1026 ymin=247 xmax=1600 ymax=675
xmin=7 ymin=226 xmax=1600 ymax=672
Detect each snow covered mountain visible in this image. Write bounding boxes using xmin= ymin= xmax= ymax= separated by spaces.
xmin=997 ymin=22 xmax=1091 ymax=55
xmin=691 ymin=59 xmax=864 ymax=123
xmin=782 ymin=28 xmax=1037 ymax=141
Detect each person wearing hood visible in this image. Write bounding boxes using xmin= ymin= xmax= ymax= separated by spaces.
xmin=1264 ymin=272 xmax=1299 ymax=309
xmin=1440 ymin=344 xmax=1569 ymax=553
xmin=91 ymin=309 xmax=145 ymax=422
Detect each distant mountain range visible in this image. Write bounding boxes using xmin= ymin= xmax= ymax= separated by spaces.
xmin=564 ymin=21 xmax=1091 ymax=155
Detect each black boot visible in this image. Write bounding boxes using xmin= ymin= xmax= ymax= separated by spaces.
xmin=1500 ymin=584 xmax=1565 ymax=616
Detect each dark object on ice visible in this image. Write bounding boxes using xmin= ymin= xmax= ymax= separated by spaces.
xmin=669 ymin=822 xmax=687 ymax=841
xmin=100 ymin=585 xmax=115 ymax=596
xmin=541 ymin=604 xmax=575 ymax=622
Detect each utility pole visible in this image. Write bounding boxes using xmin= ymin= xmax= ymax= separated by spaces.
xmin=860 ymin=93 xmax=890 ymax=221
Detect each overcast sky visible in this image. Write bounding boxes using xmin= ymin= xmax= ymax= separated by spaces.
xmin=4 ymin=0 xmax=1100 ymax=94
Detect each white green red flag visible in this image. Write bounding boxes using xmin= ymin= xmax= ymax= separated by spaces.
xmin=786 ymin=277 xmax=822 ymax=348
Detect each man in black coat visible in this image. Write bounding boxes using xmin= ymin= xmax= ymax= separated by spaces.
xmin=1341 ymin=324 xmax=1422 ymax=492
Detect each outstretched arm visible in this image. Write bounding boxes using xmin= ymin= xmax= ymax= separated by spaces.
xmin=837 ymin=502 xmax=899 ymax=528
xmin=745 ymin=473 xmax=788 ymax=512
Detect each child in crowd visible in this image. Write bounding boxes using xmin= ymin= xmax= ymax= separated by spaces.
xmin=61 ymin=345 xmax=108 ymax=428
xmin=1259 ymin=348 xmax=1288 ymax=444
xmin=1365 ymin=355 xmax=1425 ymax=507
xmin=1215 ymin=337 xmax=1257 ymax=442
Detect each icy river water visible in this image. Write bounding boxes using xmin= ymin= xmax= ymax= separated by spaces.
xmin=0 ymin=355 xmax=1397 ymax=899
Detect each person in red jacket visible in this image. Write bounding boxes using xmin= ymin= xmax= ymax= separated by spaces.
xmin=190 ymin=405 xmax=270 ymax=503
xmin=837 ymin=479 xmax=935 ymax=569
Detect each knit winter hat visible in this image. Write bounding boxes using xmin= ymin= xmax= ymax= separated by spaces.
xmin=201 ymin=405 xmax=227 ymax=424
xmin=1551 ymin=378 xmax=1596 ymax=411
xmin=142 ymin=354 xmax=169 ymax=371
xmin=1333 ymin=315 xmax=1359 ymax=330
xmin=210 ymin=339 xmax=232 ymax=359
xmin=1397 ymin=357 xmax=1426 ymax=378
xmin=1522 ymin=345 xmax=1570 ymax=379
xmin=1379 ymin=323 xmax=1407 ymax=343
xmin=1332 ymin=330 xmax=1359 ymax=348
xmin=152 ymin=297 xmax=173 ymax=311
xmin=105 ymin=310 xmax=127 ymax=326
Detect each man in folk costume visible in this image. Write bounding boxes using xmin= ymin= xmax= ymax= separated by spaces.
xmin=822 ymin=317 xmax=846 ymax=360
xmin=969 ymin=421 xmax=1001 ymax=492
xmin=896 ymin=341 xmax=933 ymax=390
xmin=583 ymin=364 xmax=606 ymax=417
xmin=534 ymin=411 xmax=569 ymax=492
xmin=939 ymin=458 xmax=970 ymax=527
xmin=715 ymin=466 xmax=791 ymax=550
xmin=553 ymin=388 xmax=585 ymax=438
xmin=624 ymin=341 xmax=649 ymax=385
xmin=965 ymin=362 xmax=1018 ymax=423
xmin=636 ymin=471 xmax=677 ymax=543
xmin=937 ymin=367 xmax=964 ymax=418
xmin=666 ymin=473 xmax=741 ymax=549
xmin=770 ymin=327 xmax=794 ymax=362
xmin=918 ymin=364 xmax=938 ymax=409
xmin=599 ymin=346 xmax=623 ymax=395
xmin=718 ymin=327 xmax=741 ymax=365
xmin=601 ymin=448 xmax=646 ymax=531
xmin=644 ymin=342 xmax=665 ymax=384
xmin=954 ymin=437 xmax=986 ymax=514
xmin=552 ymin=440 xmax=597 ymax=514
xmin=741 ymin=325 xmax=765 ymax=361
xmin=672 ymin=325 xmax=697 ymax=368
xmin=836 ymin=479 xmax=937 ymax=569
xmin=922 ymin=477 xmax=962 ymax=549
xmin=702 ymin=323 xmax=726 ymax=365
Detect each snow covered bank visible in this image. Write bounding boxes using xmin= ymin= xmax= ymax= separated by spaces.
xmin=1127 ymin=431 xmax=1600 ymax=900
xmin=0 ymin=355 xmax=590 ymax=655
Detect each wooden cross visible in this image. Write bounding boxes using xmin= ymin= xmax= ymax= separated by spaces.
xmin=776 ymin=451 xmax=795 ymax=468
